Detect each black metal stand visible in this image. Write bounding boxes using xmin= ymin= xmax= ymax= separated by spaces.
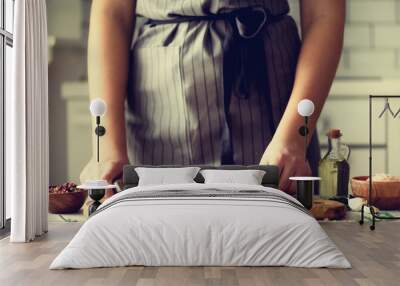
xmin=359 ymin=95 xmax=400 ymax=230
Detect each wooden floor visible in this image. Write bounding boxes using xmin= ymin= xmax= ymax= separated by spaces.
xmin=0 ymin=221 xmax=399 ymax=286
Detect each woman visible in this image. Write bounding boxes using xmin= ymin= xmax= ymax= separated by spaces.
xmin=80 ymin=0 xmax=345 ymax=193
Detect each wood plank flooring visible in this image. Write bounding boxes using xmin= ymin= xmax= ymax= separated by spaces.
xmin=0 ymin=221 xmax=399 ymax=286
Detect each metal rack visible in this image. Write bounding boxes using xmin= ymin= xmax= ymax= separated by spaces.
xmin=359 ymin=95 xmax=400 ymax=230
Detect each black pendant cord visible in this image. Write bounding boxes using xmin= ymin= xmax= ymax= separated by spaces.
xmin=305 ymin=117 xmax=308 ymax=163
xmin=97 ymin=130 xmax=100 ymax=163
xmin=96 ymin=116 xmax=100 ymax=163
xmin=359 ymin=95 xmax=400 ymax=231
xmin=298 ymin=117 xmax=309 ymax=162
xmin=94 ymin=116 xmax=106 ymax=163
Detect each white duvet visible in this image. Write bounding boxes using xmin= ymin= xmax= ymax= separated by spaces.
xmin=50 ymin=183 xmax=351 ymax=269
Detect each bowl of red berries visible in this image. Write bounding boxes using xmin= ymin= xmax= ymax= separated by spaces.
xmin=49 ymin=182 xmax=88 ymax=214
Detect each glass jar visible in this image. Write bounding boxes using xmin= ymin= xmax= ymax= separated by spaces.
xmin=319 ymin=129 xmax=350 ymax=200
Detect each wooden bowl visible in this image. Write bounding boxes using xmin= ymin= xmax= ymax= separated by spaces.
xmin=49 ymin=189 xmax=88 ymax=214
xmin=351 ymin=176 xmax=400 ymax=210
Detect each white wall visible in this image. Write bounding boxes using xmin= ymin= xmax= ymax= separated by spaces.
xmin=288 ymin=0 xmax=400 ymax=79
xmin=47 ymin=0 xmax=89 ymax=184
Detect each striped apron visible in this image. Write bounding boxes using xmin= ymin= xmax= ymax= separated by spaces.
xmin=126 ymin=0 xmax=320 ymax=174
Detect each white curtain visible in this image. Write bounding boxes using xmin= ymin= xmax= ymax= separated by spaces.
xmin=8 ymin=0 xmax=49 ymax=242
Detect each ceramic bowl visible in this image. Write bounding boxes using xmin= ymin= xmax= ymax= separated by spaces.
xmin=49 ymin=189 xmax=88 ymax=214
xmin=351 ymin=176 xmax=400 ymax=210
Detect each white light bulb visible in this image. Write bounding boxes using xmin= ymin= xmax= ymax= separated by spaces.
xmin=297 ymin=99 xmax=315 ymax=117
xmin=90 ymin=99 xmax=107 ymax=116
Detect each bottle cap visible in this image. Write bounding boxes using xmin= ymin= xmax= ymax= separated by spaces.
xmin=327 ymin=129 xmax=342 ymax=139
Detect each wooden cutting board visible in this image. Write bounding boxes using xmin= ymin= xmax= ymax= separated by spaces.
xmin=311 ymin=199 xmax=346 ymax=220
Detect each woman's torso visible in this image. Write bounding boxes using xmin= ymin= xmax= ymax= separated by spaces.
xmin=126 ymin=0 xmax=320 ymax=173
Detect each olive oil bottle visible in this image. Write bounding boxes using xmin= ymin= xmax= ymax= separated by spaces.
xmin=319 ymin=129 xmax=350 ymax=200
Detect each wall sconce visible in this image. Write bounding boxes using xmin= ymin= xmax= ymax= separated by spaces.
xmin=289 ymin=99 xmax=320 ymax=210
xmin=78 ymin=99 xmax=116 ymax=215
xmin=90 ymin=99 xmax=107 ymax=162
xmin=297 ymin=99 xmax=315 ymax=161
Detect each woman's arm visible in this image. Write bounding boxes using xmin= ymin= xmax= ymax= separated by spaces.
xmin=260 ymin=0 xmax=345 ymax=191
xmin=80 ymin=0 xmax=136 ymax=184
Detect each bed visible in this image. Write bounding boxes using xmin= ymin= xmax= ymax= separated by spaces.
xmin=50 ymin=165 xmax=350 ymax=269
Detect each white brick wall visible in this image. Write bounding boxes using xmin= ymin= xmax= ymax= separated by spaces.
xmin=375 ymin=25 xmax=400 ymax=48
xmin=288 ymin=0 xmax=400 ymax=79
xmin=350 ymin=50 xmax=396 ymax=70
xmin=349 ymin=1 xmax=397 ymax=23
xmin=344 ymin=25 xmax=371 ymax=48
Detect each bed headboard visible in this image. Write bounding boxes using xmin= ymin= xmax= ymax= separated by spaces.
xmin=122 ymin=165 xmax=280 ymax=190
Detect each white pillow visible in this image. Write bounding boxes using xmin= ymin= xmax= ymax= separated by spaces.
xmin=135 ymin=167 xmax=201 ymax=186
xmin=200 ymin=169 xmax=266 ymax=185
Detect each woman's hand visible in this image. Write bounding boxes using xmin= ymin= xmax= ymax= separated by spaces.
xmin=260 ymin=138 xmax=311 ymax=194
xmin=80 ymin=156 xmax=129 ymax=184
xmin=258 ymin=0 xmax=344 ymax=194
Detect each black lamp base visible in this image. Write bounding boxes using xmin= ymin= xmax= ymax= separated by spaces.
xmin=88 ymin=189 xmax=105 ymax=215
xmin=296 ymin=180 xmax=315 ymax=210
